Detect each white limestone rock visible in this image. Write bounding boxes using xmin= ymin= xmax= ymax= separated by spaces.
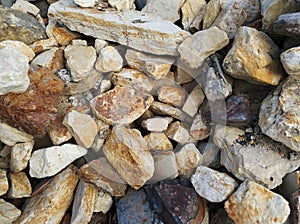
xmin=8 ymin=172 xmax=32 ymax=198
xmin=0 ymin=170 xmax=8 ymax=196
xmin=0 ymin=199 xmax=21 ymax=223
xmin=95 ymin=46 xmax=123 ymax=73
xmin=280 ymin=46 xmax=300 ymax=80
xmin=94 ymin=39 xmax=108 ymax=53
xmin=0 ymin=40 xmax=35 ymax=61
xmin=182 ymin=85 xmax=205 ymax=117
xmin=10 ymin=140 xmax=34 ymax=172
xmin=0 ymin=122 xmax=33 ymax=146
xmin=94 ymin=190 xmax=113 ymax=214
xmin=12 ymin=0 xmax=40 ymax=16
xmin=181 ymin=0 xmax=206 ymax=30
xmin=109 ymin=0 xmax=135 ymax=11
xmin=74 ymin=0 xmax=97 ymax=8
xmin=141 ymin=116 xmax=172 ymax=132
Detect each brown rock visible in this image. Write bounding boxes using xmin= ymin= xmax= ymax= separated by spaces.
xmin=47 ymin=124 xmax=73 ymax=145
xmin=157 ymin=85 xmax=185 ymax=107
xmin=166 ymin=121 xmax=196 ymax=145
xmin=190 ymin=114 xmax=210 ymax=140
xmin=144 ymin=132 xmax=173 ymax=151
xmin=8 ymin=172 xmax=32 ymax=198
xmin=29 ymin=38 xmax=58 ymax=54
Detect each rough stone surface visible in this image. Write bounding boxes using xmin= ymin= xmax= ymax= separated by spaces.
xmin=182 ymin=85 xmax=205 ymax=117
xmin=95 ymin=46 xmax=123 ymax=73
xmin=0 ymin=40 xmax=35 ymax=61
xmin=166 ymin=121 xmax=196 ymax=145
xmin=78 ymin=157 xmax=127 ymax=197
xmin=0 ymin=123 xmax=33 ymax=146
xmin=108 ymin=0 xmax=135 ymax=11
xmin=0 ymin=46 xmax=29 ymax=95
xmin=178 ymin=26 xmax=229 ymax=69
xmin=11 ymin=0 xmax=40 ymax=16
xmin=94 ymin=190 xmax=113 ymax=214
xmin=29 ymin=38 xmax=58 ymax=54
xmin=157 ymin=85 xmax=185 ymax=107
xmin=15 ymin=165 xmax=78 ymax=224
xmin=259 ymin=77 xmax=300 ymax=152
xmin=103 ymin=125 xmax=154 ymax=189
xmin=63 ymin=110 xmax=99 ymax=148
xmin=175 ymin=143 xmax=203 ymax=177
xmin=64 ymin=45 xmax=97 ymax=82
xmin=74 ymin=0 xmax=96 ymax=7
xmin=71 ymin=180 xmax=97 ymax=224
xmin=223 ymin=26 xmax=284 ymax=85
xmin=8 ymin=172 xmax=32 ymax=198
xmin=274 ymin=12 xmax=300 ymax=37
xmin=0 ymin=170 xmax=8 ymax=196
xmin=91 ymin=85 xmax=154 ymax=125
xmin=48 ymin=0 xmax=190 ymax=56
xmin=29 ymin=144 xmax=87 ymax=178
xmin=190 ymin=114 xmax=210 ymax=141
xmin=0 ymin=8 xmax=47 ymax=45
xmin=191 ymin=166 xmax=238 ymax=202
xmin=144 ymin=132 xmax=173 ymax=151
xmin=280 ymin=46 xmax=300 ymax=79
xmin=0 ymin=199 xmax=21 ymax=223
xmin=181 ymin=0 xmax=206 ymax=30
xmin=10 ymin=140 xmax=34 ymax=173
xmin=48 ymin=125 xmax=73 ymax=146
xmin=141 ymin=116 xmax=172 ymax=132
xmin=225 ymin=180 xmax=290 ymax=224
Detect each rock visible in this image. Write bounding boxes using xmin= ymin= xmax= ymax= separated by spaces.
xmin=141 ymin=116 xmax=172 ymax=132
xmin=279 ymin=171 xmax=300 ymax=200
xmin=29 ymin=38 xmax=58 ymax=54
xmin=182 ymin=85 xmax=205 ymax=117
xmin=0 ymin=170 xmax=8 ymax=196
xmin=62 ymin=110 xmax=99 ymax=148
xmin=48 ymin=0 xmax=190 ymax=56
xmin=280 ymin=46 xmax=300 ymax=79
xmin=29 ymin=144 xmax=87 ymax=178
xmin=190 ymin=114 xmax=210 ymax=141
xmin=259 ymin=77 xmax=300 ymax=152
xmin=48 ymin=125 xmax=73 ymax=145
xmin=0 ymin=146 xmax=11 ymax=170
xmin=0 ymin=199 xmax=21 ymax=223
xmin=10 ymin=140 xmax=34 ymax=173
xmin=178 ymin=26 xmax=229 ymax=69
xmin=8 ymin=172 xmax=32 ymax=198
xmin=74 ymin=0 xmax=97 ymax=7
xmin=103 ymin=125 xmax=154 ymax=189
xmin=157 ymin=85 xmax=185 ymax=107
xmin=91 ymin=85 xmax=154 ymax=125
xmin=223 ymin=26 xmax=284 ymax=85
xmin=0 ymin=123 xmax=33 ymax=146
xmin=202 ymin=0 xmax=220 ymax=29
xmin=125 ymin=49 xmax=175 ymax=79
xmin=0 ymin=68 xmax=65 ymax=138
xmin=225 ymin=180 xmax=290 ymax=224
xmin=274 ymin=12 xmax=300 ymax=37
xmin=71 ymin=39 xmax=87 ymax=46
xmin=144 ymin=132 xmax=173 ymax=151
xmin=94 ymin=190 xmax=113 ymax=214
xmin=174 ymin=67 xmax=194 ymax=84
xmin=64 ymin=45 xmax=97 ymax=82
xmin=226 ymin=95 xmax=251 ymax=126
xmin=95 ymin=46 xmax=123 ymax=73
xmin=166 ymin=121 xmax=196 ymax=145
xmin=11 ymin=0 xmax=40 ymax=16
xmin=108 ymin=0 xmax=135 ymax=11
xmin=181 ymin=0 xmax=206 ymax=30
xmin=198 ymin=142 xmax=220 ymax=168
xmin=214 ymin=125 xmax=300 ymax=189
xmin=191 ymin=166 xmax=238 ymax=202
xmin=31 ymin=47 xmax=64 ymax=73
xmin=71 ymin=180 xmax=97 ymax=224
xmin=94 ymin=39 xmax=109 ymax=53
xmin=291 ymin=189 xmax=300 ymax=224
xmin=15 ymin=165 xmax=78 ymax=224
xmin=175 ymin=143 xmax=203 ymax=177
xmin=0 ymin=40 xmax=35 ymax=61
xmin=0 ymin=8 xmax=46 ymax=44
xmin=0 ymin=46 xmax=29 ymax=95
xmin=141 ymin=0 xmax=181 ymax=23
xmin=110 ymin=68 xmax=154 ymax=93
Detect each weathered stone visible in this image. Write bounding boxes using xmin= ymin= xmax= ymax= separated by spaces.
xmin=144 ymin=132 xmax=173 ymax=151
xmin=63 ymin=110 xmax=99 ymax=148
xmin=10 ymin=140 xmax=34 ymax=173
xmin=109 ymin=0 xmax=135 ymax=11
xmin=0 ymin=199 xmax=21 ymax=223
xmin=0 ymin=68 xmax=65 ymax=138
xmin=94 ymin=190 xmax=113 ymax=214
xmin=78 ymin=157 xmax=127 ymax=197
xmin=0 ymin=40 xmax=35 ymax=61
xmin=64 ymin=45 xmax=97 ymax=82
xmin=259 ymin=78 xmax=300 ymax=152
xmin=91 ymin=85 xmax=154 ymax=125
xmin=191 ymin=166 xmax=237 ymax=202
xmin=110 ymin=68 xmax=154 ymax=93
xmin=291 ymin=189 xmax=300 ymax=224
xmin=151 ymin=71 xmax=176 ymax=93
xmin=280 ymin=46 xmax=300 ymax=79
xmin=71 ymin=180 xmax=97 ymax=224
xmin=223 ymin=26 xmax=284 ymax=85
xmin=0 ymin=170 xmax=8 ymax=196
xmin=8 ymin=172 xmax=32 ymax=198
xmin=226 ymin=95 xmax=251 ymax=126
xmin=0 ymin=146 xmax=11 ymax=170
xmin=0 ymin=8 xmax=46 ymax=45
xmin=214 ymin=125 xmax=300 ymax=189
xmin=29 ymin=144 xmax=87 ymax=178
xmin=29 ymin=38 xmax=58 ymax=54
xmin=182 ymin=85 xmax=205 ymax=117
xmin=95 ymin=46 xmax=123 ymax=73
xmin=190 ymin=114 xmax=210 ymax=141
xmin=15 ymin=165 xmax=78 ymax=224
xmin=0 ymin=123 xmax=33 ymax=146
xmin=125 ymin=49 xmax=175 ymax=79
xmin=175 ymin=143 xmax=203 ymax=177
xmin=198 ymin=142 xmax=220 ymax=168
xmin=181 ymin=0 xmax=206 ymax=30
xmin=103 ymin=125 xmax=154 ymax=189
xmin=225 ymin=180 xmax=290 ymax=224
xmin=174 ymin=67 xmax=194 ymax=84
xmin=48 ymin=0 xmax=190 ymax=55
xmin=202 ymin=0 xmax=220 ymax=29
xmin=48 ymin=125 xmax=73 ymax=145
xmin=166 ymin=121 xmax=196 ymax=145
xmin=157 ymin=85 xmax=185 ymax=107
xmin=11 ymin=0 xmax=40 ymax=16
xmin=274 ymin=12 xmax=300 ymax=37
xmin=142 ymin=0 xmax=181 ymax=23
xmin=0 ymin=46 xmax=29 ymax=95
xmin=74 ymin=0 xmax=97 ymax=7
xmin=178 ymin=26 xmax=229 ymax=69
xmin=94 ymin=39 xmax=108 ymax=53
xmin=141 ymin=116 xmax=172 ymax=132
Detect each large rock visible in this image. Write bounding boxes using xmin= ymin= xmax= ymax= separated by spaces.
xmin=0 ymin=122 xmax=33 ymax=146
xmin=225 ymin=180 xmax=290 ymax=224
xmin=91 ymin=85 xmax=154 ymax=125
xmin=157 ymin=85 xmax=185 ymax=107
xmin=0 ymin=199 xmax=21 ymax=223
xmin=0 ymin=8 xmax=46 ymax=44
xmin=0 ymin=46 xmax=30 ymax=95
xmin=223 ymin=26 xmax=284 ymax=85
xmin=181 ymin=0 xmax=206 ymax=30
xmin=259 ymin=77 xmax=300 ymax=152
xmin=48 ymin=0 xmax=190 ymax=56
xmin=103 ymin=125 xmax=154 ymax=189
xmin=274 ymin=12 xmax=300 ymax=37
xmin=280 ymin=46 xmax=300 ymax=80
xmin=0 ymin=40 xmax=35 ymax=61
xmin=29 ymin=144 xmax=87 ymax=178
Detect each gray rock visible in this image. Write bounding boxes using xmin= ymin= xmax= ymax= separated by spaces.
xmin=274 ymin=12 xmax=300 ymax=37
xmin=291 ymin=189 xmax=300 ymax=224
xmin=0 ymin=199 xmax=21 ymax=223
xmin=280 ymin=46 xmax=300 ymax=80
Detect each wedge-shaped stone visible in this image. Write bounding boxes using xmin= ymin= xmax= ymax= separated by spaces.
xmin=157 ymin=85 xmax=185 ymax=107
xmin=48 ymin=0 xmax=190 ymax=56
xmin=0 ymin=122 xmax=33 ymax=146
xmin=103 ymin=125 xmax=154 ymax=189
xmin=91 ymin=85 xmax=154 ymax=125
xmin=29 ymin=38 xmax=58 ymax=54
xmin=29 ymin=144 xmax=87 ymax=178
xmin=10 ymin=140 xmax=34 ymax=172
xmin=166 ymin=121 xmax=196 ymax=145
xmin=15 ymin=165 xmax=78 ymax=224
xmin=190 ymin=114 xmax=210 ymax=141
xmin=31 ymin=47 xmax=64 ymax=72
xmin=274 ymin=12 xmax=300 ymax=37
xmin=8 ymin=172 xmax=32 ymax=198
xmin=225 ymin=180 xmax=290 ymax=224
xmin=181 ymin=0 xmax=206 ymax=30
xmin=144 ymin=132 xmax=173 ymax=151
xmin=0 ymin=199 xmax=21 ymax=223
xmin=95 ymin=46 xmax=123 ymax=73
xmin=182 ymin=85 xmax=205 ymax=117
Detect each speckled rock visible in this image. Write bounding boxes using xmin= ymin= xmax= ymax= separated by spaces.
xmin=280 ymin=46 xmax=300 ymax=79
xmin=0 ymin=199 xmax=21 ymax=223
xmin=10 ymin=140 xmax=34 ymax=173
xmin=0 ymin=123 xmax=33 ymax=147
xmin=0 ymin=170 xmax=8 ymax=196
xmin=0 ymin=40 xmax=35 ymax=61
xmin=274 ymin=12 xmax=300 ymax=37
xmin=291 ymin=189 xmax=300 ymax=224
xmin=8 ymin=172 xmax=32 ymax=198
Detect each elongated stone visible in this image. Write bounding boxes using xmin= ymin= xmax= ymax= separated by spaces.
xmin=274 ymin=12 xmax=300 ymax=37
xmin=0 ymin=122 xmax=33 ymax=146
xmin=141 ymin=116 xmax=172 ymax=132
xmin=0 ymin=40 xmax=35 ymax=61
xmin=0 ymin=199 xmax=21 ymax=223
xmin=48 ymin=0 xmax=190 ymax=56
